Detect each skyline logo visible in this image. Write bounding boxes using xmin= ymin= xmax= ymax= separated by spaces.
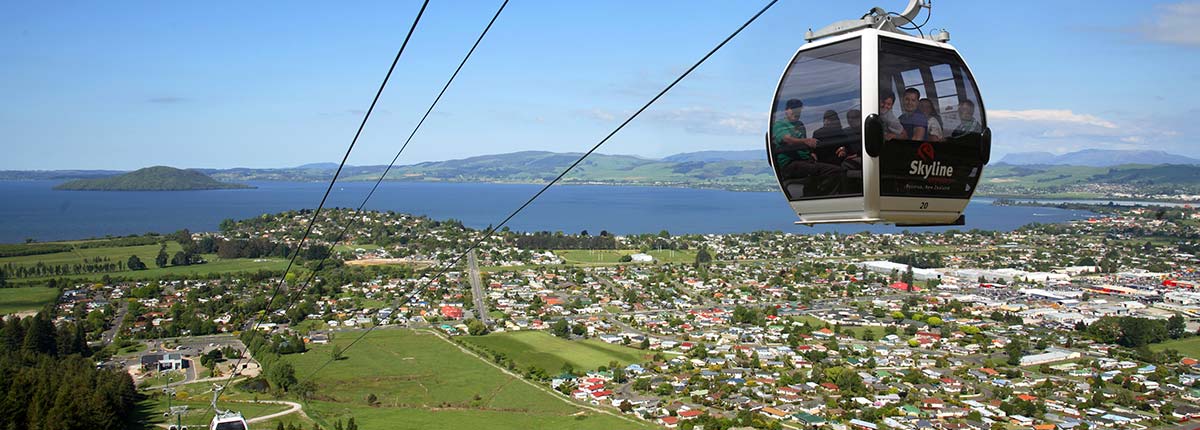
xmin=909 ymin=142 xmax=953 ymax=179
xmin=917 ymin=142 xmax=936 ymax=162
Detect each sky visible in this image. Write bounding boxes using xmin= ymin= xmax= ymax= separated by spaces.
xmin=2 ymin=0 xmax=1198 ymax=170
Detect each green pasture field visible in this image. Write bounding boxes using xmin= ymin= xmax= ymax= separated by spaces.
xmin=285 ymin=328 xmax=648 ymax=430
xmin=462 ymin=330 xmax=650 ymax=374
xmin=0 ymin=242 xmax=183 ymax=267
xmin=793 ymin=315 xmax=878 ymax=338
xmin=333 ymin=244 xmax=381 ymax=253
xmin=554 ymin=249 xmax=698 ymax=264
xmin=301 ymin=401 xmax=647 ymax=430
xmin=1 ymin=239 xmax=290 ymax=283
xmin=0 ymin=287 xmax=59 ymax=315
xmin=1151 ymin=336 xmax=1200 ymax=358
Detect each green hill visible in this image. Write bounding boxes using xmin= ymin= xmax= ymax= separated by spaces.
xmin=53 ymin=166 xmax=253 ymax=191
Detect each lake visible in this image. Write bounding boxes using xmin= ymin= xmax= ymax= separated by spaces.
xmin=0 ymin=180 xmax=1094 ymax=243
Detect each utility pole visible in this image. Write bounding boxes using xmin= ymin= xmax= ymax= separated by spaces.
xmin=163 ymin=373 xmax=186 ymax=430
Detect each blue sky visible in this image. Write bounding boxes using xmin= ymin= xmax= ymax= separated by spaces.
xmin=3 ymin=0 xmax=1198 ymax=170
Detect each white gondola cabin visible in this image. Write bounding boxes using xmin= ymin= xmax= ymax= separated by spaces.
xmin=767 ymin=0 xmax=990 ymax=226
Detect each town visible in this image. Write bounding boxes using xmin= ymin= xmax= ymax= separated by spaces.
xmin=5 ymin=204 xmax=1200 ymax=430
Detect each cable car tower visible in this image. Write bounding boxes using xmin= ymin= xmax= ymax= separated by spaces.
xmin=767 ymin=0 xmax=990 ymax=226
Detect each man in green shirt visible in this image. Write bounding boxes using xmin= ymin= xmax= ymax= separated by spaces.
xmin=772 ymin=99 xmax=844 ymax=195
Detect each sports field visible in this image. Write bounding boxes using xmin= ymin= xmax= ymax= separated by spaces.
xmin=462 ymin=330 xmax=650 ymax=374
xmin=0 ymin=287 xmax=59 ymax=315
xmin=285 ymin=328 xmax=649 ymax=430
xmin=555 ymin=249 xmax=699 ymax=264
xmin=1151 ymin=336 xmax=1200 ymax=358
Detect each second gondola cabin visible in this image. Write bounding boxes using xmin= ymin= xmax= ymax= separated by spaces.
xmin=767 ymin=0 xmax=990 ymax=226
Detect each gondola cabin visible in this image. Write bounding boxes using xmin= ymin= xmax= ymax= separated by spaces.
xmin=767 ymin=1 xmax=990 ymax=226
xmin=210 ymin=411 xmax=248 ymax=430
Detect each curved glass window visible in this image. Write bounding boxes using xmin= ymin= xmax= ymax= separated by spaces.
xmin=877 ymin=36 xmax=987 ymax=199
xmin=879 ymin=38 xmax=986 ymax=142
xmin=769 ymin=38 xmax=862 ymax=201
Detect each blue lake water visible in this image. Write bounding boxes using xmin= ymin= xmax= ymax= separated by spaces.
xmin=0 ymin=180 xmax=1094 ymax=244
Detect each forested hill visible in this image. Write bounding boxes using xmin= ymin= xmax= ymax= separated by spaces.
xmin=53 ymin=166 xmax=253 ymax=191
xmin=10 ymin=150 xmax=1200 ymax=197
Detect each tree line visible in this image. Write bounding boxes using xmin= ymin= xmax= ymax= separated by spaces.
xmin=513 ymin=231 xmax=618 ymax=250
xmin=0 ymin=313 xmax=139 ymax=430
xmin=2 ymin=258 xmax=125 ymax=279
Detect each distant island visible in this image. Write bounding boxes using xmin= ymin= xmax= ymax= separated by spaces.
xmin=53 ymin=166 xmax=253 ymax=191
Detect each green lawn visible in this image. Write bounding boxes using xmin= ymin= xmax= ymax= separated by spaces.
xmin=334 ymin=244 xmax=380 ymax=253
xmin=136 ymin=394 xmax=293 ymax=429
xmin=1151 ymin=336 xmax=1200 ymax=358
xmin=793 ymin=315 xmax=879 ymax=338
xmin=285 ymin=328 xmax=649 ymax=430
xmin=555 ymin=249 xmax=698 ymax=264
xmin=462 ymin=331 xmax=650 ymax=374
xmin=0 ymin=242 xmax=183 ymax=267
xmin=0 ymin=287 xmax=59 ymax=315
xmin=1 ymin=240 xmax=291 ymax=283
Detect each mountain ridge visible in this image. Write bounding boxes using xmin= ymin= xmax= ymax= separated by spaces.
xmin=999 ymin=149 xmax=1200 ymax=166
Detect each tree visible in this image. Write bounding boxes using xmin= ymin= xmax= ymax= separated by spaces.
xmin=551 ymin=319 xmax=571 ymax=339
xmin=1005 ymin=338 xmax=1027 ymax=366
xmin=1167 ymin=314 xmax=1187 ymax=339
xmin=127 ymin=255 xmax=147 ymax=271
xmin=467 ymin=319 xmax=489 ymax=336
xmin=171 ymin=251 xmax=190 ymax=266
xmin=619 ymin=400 xmax=633 ymax=412
xmin=267 ymin=361 xmax=298 ymax=391
xmin=155 ymin=244 xmax=169 ymax=268
xmin=694 ymin=247 xmax=713 ymax=265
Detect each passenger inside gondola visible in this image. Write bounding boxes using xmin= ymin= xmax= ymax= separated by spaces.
xmin=951 ymin=100 xmax=982 ymax=137
xmin=879 ymin=90 xmax=903 ymax=141
xmin=898 ymin=88 xmax=926 ymax=141
xmin=919 ymin=98 xmax=943 ymax=142
xmin=771 ymin=98 xmax=844 ymax=196
xmin=813 ymin=109 xmax=849 ymax=163
xmin=840 ymin=109 xmax=863 ymax=170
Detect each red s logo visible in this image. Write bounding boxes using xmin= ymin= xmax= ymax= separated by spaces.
xmin=917 ymin=142 xmax=935 ymax=162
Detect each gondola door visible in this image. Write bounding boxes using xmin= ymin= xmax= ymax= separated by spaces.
xmin=870 ymin=33 xmax=989 ymax=225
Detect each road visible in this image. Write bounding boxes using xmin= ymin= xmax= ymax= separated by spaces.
xmin=243 ymin=400 xmax=308 ymax=424
xmin=100 ymin=300 xmax=129 ymax=345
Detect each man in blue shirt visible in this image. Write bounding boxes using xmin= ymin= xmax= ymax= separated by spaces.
xmin=898 ymin=88 xmax=927 ymax=141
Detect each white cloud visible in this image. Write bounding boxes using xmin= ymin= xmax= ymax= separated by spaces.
xmin=1140 ymin=2 xmax=1200 ymax=46
xmin=582 ymin=109 xmax=617 ymax=122
xmin=989 ymin=109 xmax=1117 ymax=129
xmin=648 ymin=107 xmax=760 ymax=135
xmin=985 ymin=107 xmax=1198 ymax=158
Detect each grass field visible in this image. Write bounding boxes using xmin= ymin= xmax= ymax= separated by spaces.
xmin=555 ymin=249 xmax=699 ymax=264
xmin=136 ymin=394 xmax=292 ymax=429
xmin=793 ymin=315 xmax=878 ymax=338
xmin=0 ymin=239 xmax=291 ymax=283
xmin=0 ymin=287 xmax=59 ymax=315
xmin=1151 ymin=336 xmax=1200 ymax=358
xmin=285 ymin=328 xmax=649 ymax=430
xmin=462 ymin=331 xmax=650 ymax=374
